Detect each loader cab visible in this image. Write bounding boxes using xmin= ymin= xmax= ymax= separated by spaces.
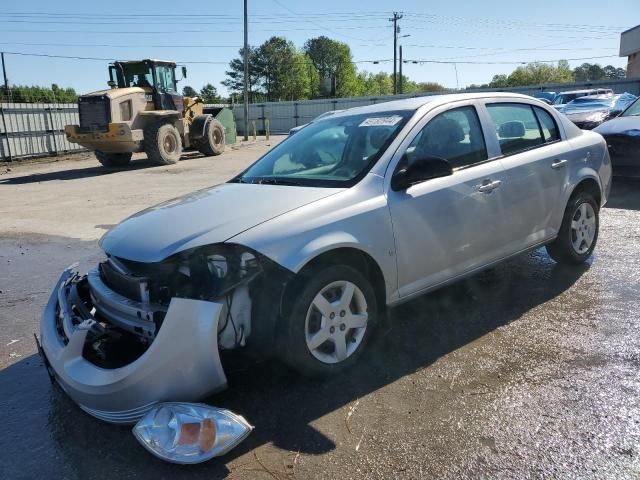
xmin=109 ymin=59 xmax=185 ymax=112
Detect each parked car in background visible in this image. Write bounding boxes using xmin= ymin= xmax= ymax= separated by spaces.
xmin=288 ymin=110 xmax=345 ymax=135
xmin=533 ymin=91 xmax=556 ymax=104
xmin=562 ymin=93 xmax=638 ymax=130
xmin=594 ymin=96 xmax=640 ymax=171
xmin=40 ymin=93 xmax=611 ymax=426
xmin=553 ymin=88 xmax=614 ymax=111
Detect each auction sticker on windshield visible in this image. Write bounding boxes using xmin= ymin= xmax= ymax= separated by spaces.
xmin=359 ymin=115 xmax=403 ymax=127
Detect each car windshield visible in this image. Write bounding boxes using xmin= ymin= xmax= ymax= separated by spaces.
xmin=554 ymin=92 xmax=593 ymax=105
xmin=621 ymin=98 xmax=640 ymax=117
xmin=118 ymin=63 xmax=154 ymax=89
xmin=232 ymin=110 xmax=413 ymax=187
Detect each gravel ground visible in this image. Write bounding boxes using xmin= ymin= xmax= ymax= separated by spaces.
xmin=0 ymin=148 xmax=639 ymax=479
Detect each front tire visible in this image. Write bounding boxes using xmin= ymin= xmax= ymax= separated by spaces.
xmin=144 ymin=122 xmax=182 ymax=165
xmin=546 ymin=191 xmax=599 ymax=264
xmin=197 ymin=118 xmax=225 ymax=156
xmin=95 ymin=151 xmax=131 ymax=167
xmin=281 ymin=265 xmax=377 ymax=378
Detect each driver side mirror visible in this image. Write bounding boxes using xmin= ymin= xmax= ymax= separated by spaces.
xmin=182 ymin=66 xmax=187 ymax=79
xmin=107 ymin=80 xmax=116 ymax=88
xmin=391 ymin=154 xmax=453 ymax=191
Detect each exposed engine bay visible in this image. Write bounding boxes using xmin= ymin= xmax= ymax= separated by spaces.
xmin=56 ymin=244 xmax=287 ymax=370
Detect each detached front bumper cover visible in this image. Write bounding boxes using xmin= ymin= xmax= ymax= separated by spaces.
xmin=40 ymin=265 xmax=228 ymax=424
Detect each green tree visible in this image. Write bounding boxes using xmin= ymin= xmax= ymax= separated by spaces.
xmin=304 ymin=36 xmax=358 ymax=97
xmin=199 ymin=84 xmax=221 ymax=103
xmin=573 ymin=63 xmax=606 ymax=82
xmin=489 ymin=74 xmax=509 ymax=88
xmin=415 ymin=82 xmax=447 ymax=93
xmin=603 ymin=65 xmax=626 ymax=80
xmin=255 ymin=36 xmax=311 ymax=101
xmin=222 ymin=46 xmax=262 ymax=102
xmin=182 ymin=85 xmax=198 ymax=97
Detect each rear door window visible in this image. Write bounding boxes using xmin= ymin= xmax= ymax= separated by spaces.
xmin=486 ymin=103 xmax=545 ymax=156
xmin=533 ymin=107 xmax=560 ymax=143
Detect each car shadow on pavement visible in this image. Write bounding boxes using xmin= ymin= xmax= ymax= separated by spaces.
xmin=0 ymin=253 xmax=588 ymax=479
xmin=0 ymin=153 xmax=205 ymax=185
xmin=605 ymin=176 xmax=640 ymax=211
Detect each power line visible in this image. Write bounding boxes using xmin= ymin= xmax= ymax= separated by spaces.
xmin=403 ymin=54 xmax=621 ymax=65
xmin=0 ymin=41 xmax=615 ymax=53
xmin=0 ymin=42 xmax=244 ymax=48
xmin=269 ymin=0 xmax=377 ymax=42
xmin=1 ymin=50 xmax=620 ymax=66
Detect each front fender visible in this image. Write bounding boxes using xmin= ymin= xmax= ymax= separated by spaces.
xmin=290 ymin=231 xmax=378 ymax=273
xmin=189 ymin=114 xmax=211 ymax=141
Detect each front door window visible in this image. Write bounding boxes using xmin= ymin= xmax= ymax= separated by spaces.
xmin=155 ymin=66 xmax=176 ymax=94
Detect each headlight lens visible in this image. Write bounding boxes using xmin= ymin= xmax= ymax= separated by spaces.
xmin=133 ymin=403 xmax=253 ymax=464
xmin=181 ymin=245 xmax=262 ymax=299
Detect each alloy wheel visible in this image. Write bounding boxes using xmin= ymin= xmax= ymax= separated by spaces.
xmin=571 ymin=202 xmax=596 ymax=254
xmin=304 ymin=280 xmax=368 ymax=364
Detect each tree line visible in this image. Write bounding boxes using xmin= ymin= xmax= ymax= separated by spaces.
xmin=473 ymin=61 xmax=627 ymax=89
xmin=1 ymin=84 xmax=78 ymax=103
xmin=221 ymin=36 xmax=446 ymax=103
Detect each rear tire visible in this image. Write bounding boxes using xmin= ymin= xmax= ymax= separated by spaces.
xmin=280 ymin=265 xmax=377 ymax=378
xmin=144 ymin=122 xmax=182 ymax=165
xmin=95 ymin=151 xmax=131 ymax=168
xmin=197 ymin=119 xmax=225 ymax=156
xmin=546 ymin=191 xmax=599 ymax=264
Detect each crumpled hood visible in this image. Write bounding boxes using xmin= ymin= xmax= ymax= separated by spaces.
xmin=100 ymin=183 xmax=343 ymax=262
xmin=594 ymin=116 xmax=640 ymax=136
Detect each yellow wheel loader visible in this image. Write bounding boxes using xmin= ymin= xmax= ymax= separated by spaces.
xmin=64 ymin=59 xmax=236 ymax=167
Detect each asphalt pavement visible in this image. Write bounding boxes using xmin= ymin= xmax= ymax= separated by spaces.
xmin=0 ymin=152 xmax=639 ymax=479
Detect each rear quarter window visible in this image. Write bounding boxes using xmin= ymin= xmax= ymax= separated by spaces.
xmin=533 ymin=107 xmax=560 ymax=142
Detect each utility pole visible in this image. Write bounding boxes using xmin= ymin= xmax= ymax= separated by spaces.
xmin=389 ymin=12 xmax=402 ymax=95
xmin=1 ymin=52 xmax=9 ymax=98
xmin=399 ymin=45 xmax=403 ymax=95
xmin=242 ymin=0 xmax=249 ymax=141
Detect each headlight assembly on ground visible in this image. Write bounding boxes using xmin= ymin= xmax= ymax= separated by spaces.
xmin=133 ymin=403 xmax=253 ymax=464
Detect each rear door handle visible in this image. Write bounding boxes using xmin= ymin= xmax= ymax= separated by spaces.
xmin=478 ymin=180 xmax=502 ymax=193
xmin=551 ymin=159 xmax=568 ymax=169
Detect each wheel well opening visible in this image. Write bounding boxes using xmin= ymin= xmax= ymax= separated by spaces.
xmin=295 ymin=248 xmax=387 ymax=313
xmin=572 ymin=178 xmax=601 ymax=207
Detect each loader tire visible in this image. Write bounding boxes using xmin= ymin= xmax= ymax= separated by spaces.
xmin=144 ymin=122 xmax=182 ymax=165
xmin=95 ymin=151 xmax=132 ymax=168
xmin=198 ymin=118 xmax=225 ymax=156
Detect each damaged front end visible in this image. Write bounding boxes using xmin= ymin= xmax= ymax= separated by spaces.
xmin=39 ymin=244 xmax=289 ymax=424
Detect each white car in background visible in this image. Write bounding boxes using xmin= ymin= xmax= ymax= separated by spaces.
xmin=288 ymin=109 xmax=344 ymax=135
xmin=40 ymin=93 xmax=611 ymax=429
xmin=553 ymin=88 xmax=613 ymax=112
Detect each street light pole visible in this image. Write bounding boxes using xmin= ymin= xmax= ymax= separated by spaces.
xmin=454 ymin=62 xmax=460 ymax=90
xmin=243 ymin=0 xmax=249 ymax=141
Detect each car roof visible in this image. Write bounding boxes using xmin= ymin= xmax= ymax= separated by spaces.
xmin=558 ymin=89 xmax=608 ymax=95
xmin=329 ymin=92 xmax=542 ymax=117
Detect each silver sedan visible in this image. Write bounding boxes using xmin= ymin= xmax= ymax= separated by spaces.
xmin=40 ymin=92 xmax=612 ymax=423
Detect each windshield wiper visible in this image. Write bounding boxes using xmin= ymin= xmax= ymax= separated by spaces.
xmin=255 ymin=178 xmax=304 ymax=186
xmin=229 ymin=177 xmax=304 ymax=186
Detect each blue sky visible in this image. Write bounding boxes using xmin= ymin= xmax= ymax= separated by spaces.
xmin=1 ymin=0 xmax=637 ymax=96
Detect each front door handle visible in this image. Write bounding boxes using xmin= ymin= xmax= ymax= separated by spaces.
xmin=551 ymin=159 xmax=568 ymax=169
xmin=478 ymin=180 xmax=502 ymax=193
